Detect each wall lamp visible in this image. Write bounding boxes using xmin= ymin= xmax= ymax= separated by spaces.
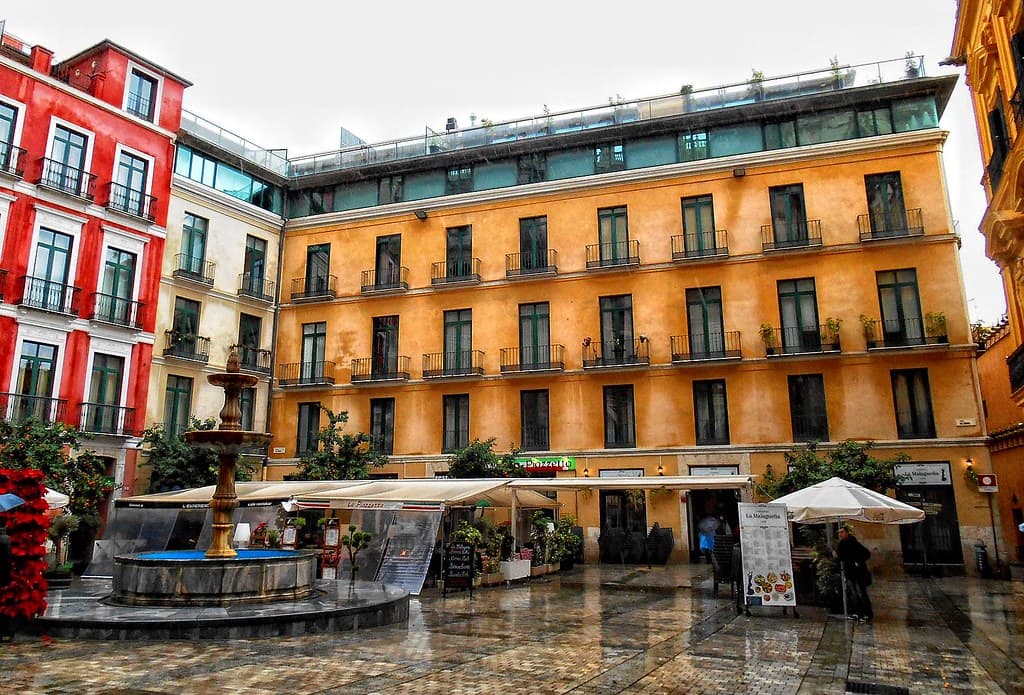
xmin=657 ymin=463 xmax=664 ymax=476
xmin=582 ymin=337 xmax=592 ymax=347
xmin=414 ymin=209 xmax=428 ymax=221
xmin=732 ymin=167 xmax=746 ymax=177
xmin=966 ymin=457 xmax=974 ymax=473
xmin=583 ymin=466 xmax=590 ymax=478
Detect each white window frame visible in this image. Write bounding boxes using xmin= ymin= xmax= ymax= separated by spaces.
xmin=44 ymin=117 xmax=96 ymax=197
xmin=0 ymin=94 xmax=27 ymax=171
xmin=83 ymin=337 xmax=134 ymax=410
xmin=99 ymin=225 xmax=149 ymax=302
xmin=0 ymin=191 xmax=16 ymax=260
xmin=9 ymin=323 xmax=68 ymax=400
xmin=112 ymin=143 xmax=155 ymax=199
xmin=26 ymin=204 xmax=87 ymax=296
xmin=121 ymin=61 xmax=163 ymax=124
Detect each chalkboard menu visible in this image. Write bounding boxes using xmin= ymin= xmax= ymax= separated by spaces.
xmin=444 ymin=542 xmax=474 ymax=597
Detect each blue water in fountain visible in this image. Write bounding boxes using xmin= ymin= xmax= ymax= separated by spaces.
xmin=138 ymin=549 xmax=299 ymax=561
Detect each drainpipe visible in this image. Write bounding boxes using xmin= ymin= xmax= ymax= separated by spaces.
xmin=263 ymin=205 xmax=288 ymax=481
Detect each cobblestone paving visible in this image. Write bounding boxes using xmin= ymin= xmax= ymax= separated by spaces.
xmin=2 ymin=568 xmax=1023 ymax=693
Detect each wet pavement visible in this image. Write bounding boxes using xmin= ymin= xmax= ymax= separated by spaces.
xmin=2 ymin=565 xmax=1023 ymax=694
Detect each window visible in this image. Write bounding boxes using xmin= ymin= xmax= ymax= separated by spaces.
xmin=378 ymin=175 xmax=404 ymax=204
xmin=301 ymin=322 xmax=327 ymax=381
xmin=164 ymin=375 xmax=192 ymax=438
xmin=788 ymin=374 xmax=828 ymax=442
xmin=296 ymin=402 xmax=321 ymax=455
xmin=126 ymin=68 xmax=158 ymax=121
xmin=865 ymin=172 xmax=908 ymax=236
xmin=170 ymin=297 xmax=201 ymax=356
xmin=877 ymin=269 xmax=923 ymax=346
xmin=305 ymin=243 xmax=331 ymax=293
xmin=446 ymin=165 xmax=473 ymax=195
xmin=681 ymin=195 xmax=717 ymax=257
xmin=14 ymin=341 xmax=57 ymax=421
xmin=0 ymin=102 xmax=17 ymax=172
xmin=519 ymin=216 xmax=549 ymax=272
xmin=370 ymin=398 xmax=395 ymax=455
xmin=46 ymin=125 xmax=88 ymax=195
xmin=693 ymin=379 xmax=729 ymax=445
xmin=374 ymin=234 xmax=402 ymax=287
xmin=594 ymin=142 xmax=625 ymax=173
xmin=519 ymin=302 xmax=550 ymax=368
xmin=239 ymin=387 xmax=255 ymax=431
xmin=600 ymin=294 xmax=634 ymax=363
xmin=27 ymin=228 xmax=73 ymax=312
xmin=237 ymin=314 xmax=262 ymax=370
xmin=85 ymin=354 xmax=124 ymax=433
xmin=856 ymin=108 xmax=893 ymax=137
xmin=597 ymin=206 xmax=629 ymax=264
xmin=764 ymin=120 xmax=797 ymax=149
xmin=97 ymin=247 xmax=136 ymax=325
xmin=891 ymin=369 xmax=935 ymax=439
xmin=517 ymin=153 xmax=546 ymax=184
xmin=777 ymin=278 xmax=820 ymax=353
xmin=445 ymin=225 xmax=473 ymax=278
xmin=443 ymin=394 xmax=470 ymax=452
xmin=769 ymin=184 xmax=808 ymax=246
xmin=443 ymin=309 xmax=473 ymax=373
xmin=686 ymin=287 xmax=725 ymax=358
xmin=372 ymin=315 xmax=399 ymax=377
xmin=521 ymin=389 xmax=549 ymax=451
xmin=678 ymin=131 xmax=708 ymax=161
xmin=112 ymin=150 xmax=149 ymax=217
xmin=603 ymin=385 xmax=636 ymax=448
xmin=180 ymin=213 xmax=208 ymax=276
xmin=174 ymin=145 xmax=283 ymax=215
xmin=241 ymin=236 xmax=267 ymax=295
xmin=988 ymin=92 xmax=1011 ymax=189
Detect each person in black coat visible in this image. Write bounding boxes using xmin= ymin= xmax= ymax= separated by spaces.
xmin=836 ymin=526 xmax=873 ymax=621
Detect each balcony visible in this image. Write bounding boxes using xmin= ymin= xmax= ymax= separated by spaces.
xmin=0 ymin=392 xmax=67 ymax=424
xmin=760 ymin=220 xmax=822 ymax=251
xmin=763 ymin=325 xmax=840 ymax=356
xmin=499 ymin=344 xmax=565 ymax=373
xmin=521 ymin=426 xmax=550 ymax=452
xmin=670 ymin=332 xmax=742 ymax=362
xmin=671 ymin=230 xmax=729 ymax=260
xmin=988 ymin=147 xmax=1008 ymax=193
xmin=89 ymin=293 xmax=144 ymax=329
xmin=173 ymin=254 xmax=216 ymax=285
xmin=20 ymin=276 xmax=80 ymax=315
xmin=234 ymin=345 xmax=273 ymax=374
xmin=290 ymin=275 xmax=337 ymax=301
xmin=163 ymin=330 xmax=211 ymax=363
xmin=792 ymin=414 xmax=829 ymax=443
xmin=585 ymin=240 xmax=640 ymax=269
xmin=79 ymin=403 xmax=135 ymax=436
xmin=351 ymin=355 xmax=411 ymax=382
xmin=37 ymin=158 xmax=97 ymax=200
xmin=105 ymin=182 xmax=157 ymax=222
xmin=278 ymin=360 xmax=336 ymax=386
xmin=506 ymin=250 xmax=558 ymax=278
xmin=0 ymin=141 xmax=26 ymax=178
xmin=857 ymin=208 xmax=924 ymax=241
xmin=360 ymin=267 xmax=409 ymax=293
xmin=237 ymin=273 xmax=275 ymax=302
xmin=862 ymin=317 xmax=948 ymax=349
xmin=1012 ymin=77 xmax=1024 ymax=131
xmin=423 ymin=350 xmax=485 ymax=378
xmin=582 ymin=338 xmax=650 ymax=368
xmin=1008 ymin=342 xmax=1024 ymax=394
xmin=431 ymin=259 xmax=481 ymax=285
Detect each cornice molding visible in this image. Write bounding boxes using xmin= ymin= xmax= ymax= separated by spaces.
xmin=172 ymin=175 xmax=285 ymax=230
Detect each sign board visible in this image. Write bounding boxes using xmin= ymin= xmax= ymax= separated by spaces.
xmin=444 ymin=542 xmax=474 ymax=597
xmin=977 ymin=473 xmax=998 ymax=493
xmin=689 ymin=465 xmax=740 ymax=476
xmin=894 ymin=462 xmax=952 ymax=487
xmin=738 ymin=503 xmax=796 ymax=608
xmin=516 ymin=456 xmax=576 ymax=472
xmin=599 ymin=468 xmax=644 ymax=478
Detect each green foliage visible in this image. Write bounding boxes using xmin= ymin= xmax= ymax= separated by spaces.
xmin=800 ymin=526 xmax=843 ymax=605
xmin=286 ymin=408 xmax=386 ymax=481
xmin=548 ymin=515 xmax=583 ymax=563
xmin=142 ymin=418 xmax=256 ymax=493
xmin=446 ymin=438 xmax=522 ymax=478
xmin=451 ymin=520 xmax=483 ymax=546
xmin=760 ymin=440 xmax=908 ymax=499
xmin=341 ymin=524 xmax=372 ymax=580
xmin=47 ymin=513 xmax=80 ymax=569
xmin=529 ymin=511 xmax=554 ymax=564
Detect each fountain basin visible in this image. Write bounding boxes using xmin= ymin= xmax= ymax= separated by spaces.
xmin=111 ymin=549 xmax=317 ymax=607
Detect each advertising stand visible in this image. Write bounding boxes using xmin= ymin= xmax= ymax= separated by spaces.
xmin=738 ymin=503 xmax=798 ymax=618
xmin=444 ymin=541 xmax=474 ymax=598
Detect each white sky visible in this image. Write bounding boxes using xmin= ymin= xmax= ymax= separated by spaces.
xmin=1 ymin=0 xmax=1007 ymax=323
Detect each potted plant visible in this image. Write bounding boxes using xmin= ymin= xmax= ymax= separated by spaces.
xmin=823 ymin=317 xmax=843 ymax=350
xmin=549 ymin=516 xmax=583 ymax=571
xmin=341 ymin=524 xmax=371 ymax=581
xmin=748 ymin=69 xmax=765 ymax=101
xmin=44 ymin=513 xmax=79 ymax=590
xmin=904 ymin=52 xmax=920 ymax=78
xmin=859 ymin=314 xmax=878 ymax=348
xmin=760 ymin=323 xmax=778 ymax=355
xmin=925 ymin=311 xmax=947 ymax=342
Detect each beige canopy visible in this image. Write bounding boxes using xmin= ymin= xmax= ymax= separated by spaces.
xmin=297 ymin=478 xmax=559 ymax=509
xmin=121 ymin=481 xmax=372 ymax=506
xmin=507 ymin=475 xmax=753 ymax=491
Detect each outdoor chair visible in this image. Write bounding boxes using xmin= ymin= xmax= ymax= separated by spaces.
xmin=710 ymin=536 xmax=735 ymax=597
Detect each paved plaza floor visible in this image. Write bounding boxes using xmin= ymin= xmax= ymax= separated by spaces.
xmin=2 ymin=564 xmax=1023 ymax=694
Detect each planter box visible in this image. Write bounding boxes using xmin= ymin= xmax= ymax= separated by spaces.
xmin=531 ymin=564 xmax=547 ymax=577
xmin=480 ymin=572 xmax=504 ymax=587
xmin=500 ymin=559 xmax=531 ymax=582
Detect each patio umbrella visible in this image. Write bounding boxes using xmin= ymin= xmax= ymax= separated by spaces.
xmin=0 ymin=493 xmax=25 ymax=512
xmin=44 ymin=488 xmax=70 ymax=511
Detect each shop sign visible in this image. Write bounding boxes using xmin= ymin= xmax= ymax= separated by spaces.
xmin=977 ymin=473 xmax=998 ymax=493
xmin=333 ymin=500 xmax=404 ymax=510
xmin=599 ymin=468 xmax=645 ymax=478
xmin=516 ymin=456 xmax=575 ymax=472
xmin=894 ymin=463 xmax=952 ymax=486
xmin=689 ymin=465 xmax=740 ymax=476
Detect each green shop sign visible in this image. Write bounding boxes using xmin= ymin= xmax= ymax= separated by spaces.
xmin=516 ymin=456 xmax=576 ymax=472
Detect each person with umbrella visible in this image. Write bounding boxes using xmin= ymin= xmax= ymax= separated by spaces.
xmin=836 ymin=525 xmax=873 ymax=622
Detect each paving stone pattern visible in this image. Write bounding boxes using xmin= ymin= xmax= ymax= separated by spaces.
xmin=2 ymin=567 xmax=1023 ymax=693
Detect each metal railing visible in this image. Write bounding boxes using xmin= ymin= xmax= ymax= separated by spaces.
xmin=360 ymin=267 xmax=409 ymax=292
xmin=351 ymin=355 xmax=411 ymax=382
xmin=430 ymin=258 xmax=481 ymax=285
xmin=671 ymin=230 xmax=729 ymax=260
xmin=670 ymin=332 xmax=742 ymax=361
xmin=37 ymin=158 xmax=96 ymax=199
xmin=20 ymin=276 xmax=80 ymax=315
xmin=862 ymin=316 xmax=948 ymax=349
xmin=505 ymin=250 xmax=559 ymax=277
xmin=583 ymin=338 xmax=650 ymax=367
xmin=857 ymin=208 xmax=924 ymax=241
xmin=792 ymin=414 xmax=829 ymax=443
xmin=125 ymin=91 xmax=154 ymax=121
xmin=234 ymin=345 xmax=273 ymax=374
xmin=290 ymin=275 xmax=337 ymax=301
xmin=521 ymin=425 xmax=550 ymax=451
xmin=180 ymin=109 xmax=290 ymax=175
xmin=89 ymin=293 xmax=143 ymax=329
xmin=79 ymin=403 xmax=135 ymax=436
xmin=163 ymin=330 xmax=211 ymax=362
xmin=0 ymin=392 xmax=67 ymax=424
xmin=106 ymin=182 xmax=157 ymax=221
xmin=586 ymin=240 xmax=640 ymax=269
xmin=173 ymin=254 xmax=216 ymax=285
xmin=278 ymin=360 xmax=336 ymax=386
xmin=499 ymin=344 xmax=565 ymax=372
xmin=763 ymin=324 xmax=841 ymax=355
xmin=423 ymin=350 xmax=484 ymax=378
xmin=237 ymin=273 xmax=275 ymax=302
xmin=760 ymin=220 xmax=823 ymax=251
xmin=0 ymin=141 xmax=25 ymax=177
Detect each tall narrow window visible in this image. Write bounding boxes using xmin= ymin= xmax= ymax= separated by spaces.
xmin=519 ymin=216 xmax=549 ymax=272
xmin=86 ymin=354 xmax=124 ymax=433
xmin=686 ymin=287 xmax=725 ymax=358
xmin=597 ymin=206 xmax=629 ymax=265
xmin=594 ymin=142 xmax=625 ymax=173
xmin=370 ymin=398 xmax=395 ymax=454
xmin=47 ymin=125 xmax=87 ymax=194
xmin=769 ymin=184 xmax=808 ymax=246
xmin=682 ymin=195 xmax=716 ymax=256
xmin=445 ymin=225 xmax=473 ymax=279
xmin=99 ymin=247 xmax=136 ymax=325
xmin=446 ymin=165 xmax=473 ymax=195
xmin=113 ymin=151 xmax=148 ymax=216
xmin=891 ymin=369 xmax=935 ymax=439
xmin=443 ymin=394 xmax=470 ymax=452
xmin=239 ymin=387 xmax=255 ymax=432
xmin=372 ymin=315 xmax=399 ymax=377
xmin=865 ymin=172 xmax=908 ymax=236
xmin=788 ymin=374 xmax=828 ymax=442
xmin=877 ymin=269 xmax=923 ymax=346
xmin=375 ymin=234 xmax=402 ymax=288
xmin=126 ymin=69 xmax=158 ymax=121
xmin=443 ymin=309 xmax=473 ymax=374
xmin=693 ymin=379 xmax=729 ymax=445
xmin=777 ymin=278 xmax=820 ymax=353
xmin=519 ymin=302 xmax=550 ymax=368
xmin=0 ymin=102 xmax=17 ymax=172
xmin=171 ymin=297 xmax=200 ymax=356
xmin=988 ymin=93 xmax=1011 ymax=189
xmin=521 ymin=389 xmax=550 ymax=451
xmin=600 ymin=295 xmax=634 ymax=364
xmin=28 ymin=228 xmax=73 ymax=312
xmin=14 ymin=341 xmax=57 ymax=421
xmin=296 ymin=402 xmax=321 ymax=454
xmin=603 ymin=385 xmax=636 ymax=448
xmin=181 ymin=213 xmax=208 ymax=276
xmin=242 ymin=235 xmax=266 ymax=295
xmin=305 ymin=243 xmax=331 ymax=294
xmin=164 ymin=375 xmax=192 ymax=438
xmin=301 ymin=322 xmax=327 ymax=382
xmin=237 ymin=314 xmax=262 ymax=370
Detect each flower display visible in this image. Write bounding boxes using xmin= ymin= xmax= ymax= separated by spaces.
xmin=0 ymin=468 xmax=49 ymax=623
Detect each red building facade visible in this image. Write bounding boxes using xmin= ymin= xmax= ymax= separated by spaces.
xmin=0 ymin=28 xmax=189 ymax=497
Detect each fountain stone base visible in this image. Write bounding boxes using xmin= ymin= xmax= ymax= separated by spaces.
xmin=110 ymin=549 xmax=317 ymax=607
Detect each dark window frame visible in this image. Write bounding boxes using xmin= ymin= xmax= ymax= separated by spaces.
xmin=520 ymin=389 xmax=550 ymax=451
xmin=442 ymin=394 xmax=470 ymax=452
xmin=788 ymin=373 xmax=829 ymax=442
xmin=693 ymin=379 xmax=730 ymax=445
xmin=603 ymin=384 xmax=636 ymax=448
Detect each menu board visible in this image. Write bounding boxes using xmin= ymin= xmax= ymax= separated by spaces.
xmin=738 ymin=503 xmax=796 ymax=608
xmin=444 ymin=542 xmax=474 ymax=596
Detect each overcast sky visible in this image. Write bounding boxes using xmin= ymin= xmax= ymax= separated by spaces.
xmin=1 ymin=0 xmax=1007 ymax=323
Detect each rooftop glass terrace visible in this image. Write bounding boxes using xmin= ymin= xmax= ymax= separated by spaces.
xmin=180 ymin=110 xmax=289 ymax=176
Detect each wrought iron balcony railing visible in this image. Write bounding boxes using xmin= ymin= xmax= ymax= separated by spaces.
xmin=505 ymin=250 xmax=558 ymax=277
xmin=173 ymin=254 xmax=216 ymax=285
xmin=20 ymin=276 xmax=80 ymax=315
xmin=234 ymin=345 xmax=273 ymax=374
xmin=278 ymin=360 xmax=336 ymax=386
xmin=290 ymin=275 xmax=337 ymax=301
xmin=760 ymin=219 xmax=822 ymax=251
xmin=37 ymin=158 xmax=97 ymax=200
xmin=763 ymin=324 xmax=840 ymax=356
xmin=106 ymin=182 xmax=157 ymax=221
xmin=126 ymin=91 xmax=154 ymax=121
xmin=499 ymin=344 xmax=565 ymax=372
xmin=521 ymin=425 xmax=550 ymax=452
xmin=79 ymin=403 xmax=135 ymax=436
xmin=862 ymin=316 xmax=948 ymax=349
xmin=422 ymin=350 xmax=484 ymax=378
xmin=792 ymin=414 xmax=829 ymax=443
xmin=0 ymin=392 xmax=67 ymax=425
xmin=0 ymin=141 xmax=26 ymax=177
xmin=89 ymin=293 xmax=143 ymax=329
xmin=431 ymin=258 xmax=481 ymax=285
xmin=351 ymin=355 xmax=411 ymax=382
xmin=671 ymin=230 xmax=729 ymax=260
xmin=360 ymin=267 xmax=409 ymax=293
xmin=237 ymin=273 xmax=275 ymax=302
xmin=857 ymin=208 xmax=924 ymax=241
xmin=1012 ymin=77 xmax=1024 ymax=131
xmin=163 ymin=330 xmax=211 ymax=362
xmin=585 ymin=240 xmax=640 ymax=269
xmin=670 ymin=332 xmax=742 ymax=362
xmin=583 ymin=338 xmax=650 ymax=368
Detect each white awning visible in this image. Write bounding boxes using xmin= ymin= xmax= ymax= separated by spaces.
xmin=507 ymin=475 xmax=753 ymax=491
xmin=297 ymin=478 xmax=559 ymax=509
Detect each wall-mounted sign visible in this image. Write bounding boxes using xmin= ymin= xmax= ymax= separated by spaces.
xmin=272 ymin=447 xmax=286 ymax=454
xmin=599 ymin=468 xmax=644 ymax=478
xmin=516 ymin=456 xmax=575 ymax=472
xmin=895 ymin=462 xmax=952 ymax=486
xmin=689 ymin=465 xmax=740 ymax=476
xmin=977 ymin=473 xmax=998 ymax=493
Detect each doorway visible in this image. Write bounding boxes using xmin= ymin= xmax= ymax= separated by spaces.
xmin=687 ymin=489 xmax=739 ymax=563
xmin=598 ymin=490 xmax=647 ymax=563
xmin=896 ymin=485 xmax=964 ymax=566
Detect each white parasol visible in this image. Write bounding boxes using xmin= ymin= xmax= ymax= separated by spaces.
xmin=772 ymin=477 xmax=924 ymax=524
xmin=44 ymin=487 xmax=70 ymax=511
